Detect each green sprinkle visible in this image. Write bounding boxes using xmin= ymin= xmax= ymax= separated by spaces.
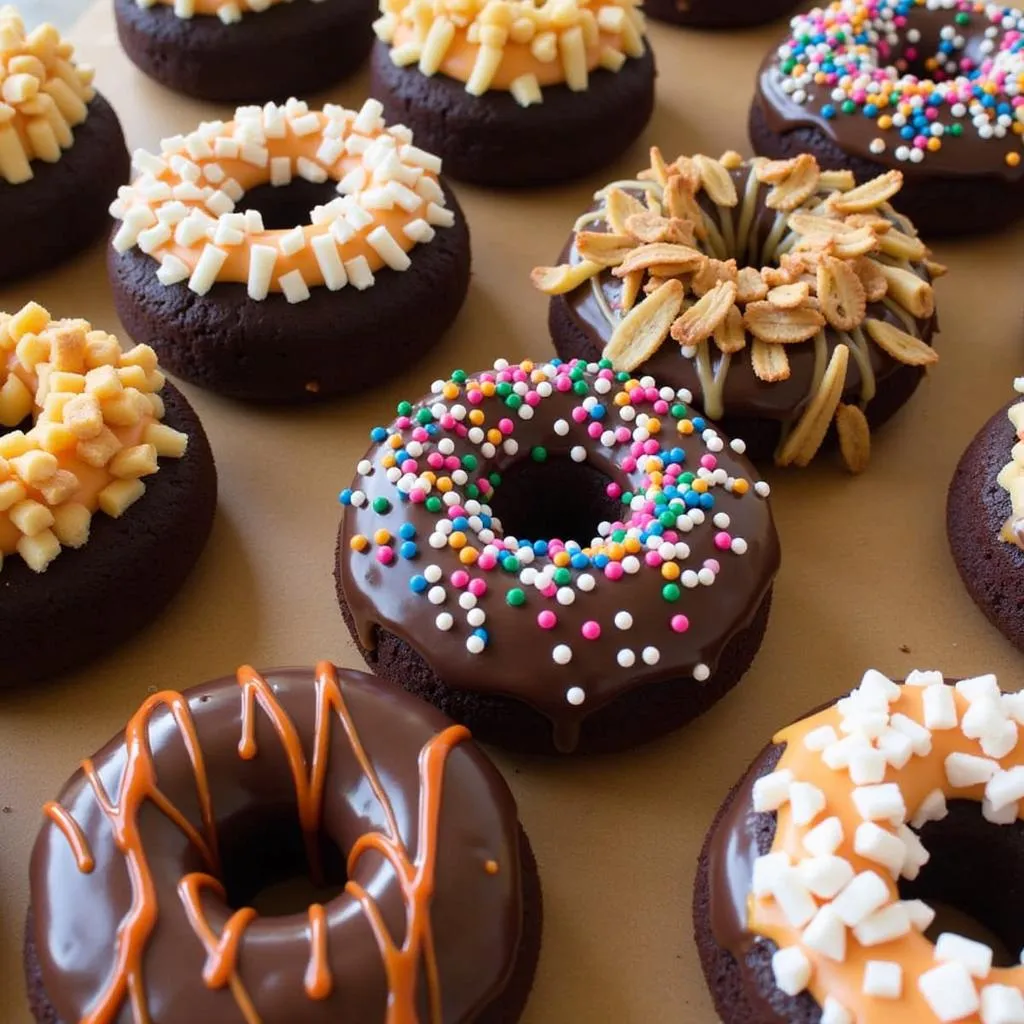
xmin=659 ymin=510 xmax=677 ymax=528
xmin=502 ymin=555 xmax=520 ymax=573
xmin=662 ymin=583 xmax=681 ymax=602
xmin=416 ymin=408 xmax=433 ymax=425
xmin=372 ymin=497 xmax=391 ymax=514
xmin=553 ymin=567 xmax=571 ymax=586
xmin=489 ymin=472 xmax=502 ymax=486
xmin=505 ymin=393 xmax=523 ymax=409
xmin=506 ymin=588 xmax=526 ymax=607
xmin=462 ymin=454 xmax=478 ymax=470
xmin=496 ymin=382 xmax=512 ymax=397
xmin=396 ymin=400 xmax=412 ymax=416
xmin=451 ymin=369 xmax=466 ymax=383
xmin=572 ymin=380 xmax=588 ymax=395
xmin=531 ymin=445 xmax=547 ymax=462
xmin=426 ymin=496 xmax=443 ymax=513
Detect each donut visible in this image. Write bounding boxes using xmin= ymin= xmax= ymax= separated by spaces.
xmin=695 ymin=668 xmax=1024 ymax=1024
xmin=947 ymin=380 xmax=1024 ymax=653
xmin=0 ymin=9 xmax=129 ymax=283
xmin=108 ymin=98 xmax=470 ymax=403
xmin=369 ymin=0 xmax=655 ymax=186
xmin=642 ymin=0 xmax=797 ymax=31
xmin=333 ymin=357 xmax=780 ymax=755
xmin=114 ymin=0 xmax=375 ymax=102
xmin=749 ymin=0 xmax=1024 ymax=238
xmin=27 ymin=661 xmax=542 ymax=1023
xmin=0 ymin=302 xmax=216 ymax=686
xmin=536 ymin=146 xmax=943 ymax=469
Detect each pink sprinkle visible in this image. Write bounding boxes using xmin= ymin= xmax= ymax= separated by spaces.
xmin=587 ymin=422 xmax=603 ymax=438
xmin=703 ymin=558 xmax=720 ymax=574
xmin=615 ymin=427 xmax=631 ymax=443
xmin=670 ymin=615 xmax=689 ymax=634
xmin=451 ymin=570 xmax=469 ymax=589
xmin=448 ymin=505 xmax=465 ymax=519
xmin=376 ymin=546 xmax=394 ymax=565
xmin=644 ymin=551 xmax=662 ymax=567
xmin=410 ymin=488 xmax=426 ymax=503
xmin=395 ymin=416 xmax=412 ymax=429
xmin=621 ymin=457 xmax=637 ymax=472
xmin=555 ymin=376 xmax=572 ymax=392
xmin=478 ymin=553 xmax=497 ymax=571
xmin=411 ymin=427 xmax=429 ymax=442
xmin=606 ymin=483 xmax=622 ymax=498
xmin=445 ymin=456 xmax=460 ymax=471
xmin=401 ymin=459 xmax=417 ymax=473
xmin=440 ymin=414 xmax=456 ymax=430
xmin=581 ymin=620 xmax=601 ymax=640
xmin=538 ymin=610 xmax=557 ymax=630
xmin=428 ymin=453 xmax=444 ymax=469
xmin=605 ymin=562 xmax=624 ymax=581
xmin=572 ymin=407 xmax=588 ymax=423
xmin=700 ymin=454 xmax=717 ymax=470
xmin=653 ymin=400 xmax=669 ymax=414
xmin=644 ymin=387 xmax=659 ymax=402
xmin=714 ymin=532 xmax=732 ymax=551
xmin=541 ymin=583 xmax=557 ymax=598
xmin=467 ymin=390 xmax=483 ymax=405
xmin=526 ymin=391 xmax=541 ymax=407
xmin=643 ymin=439 xmax=659 ymax=455
xmin=469 ymin=578 xmax=487 ymax=597
xmin=498 ymin=418 xmax=514 ymax=434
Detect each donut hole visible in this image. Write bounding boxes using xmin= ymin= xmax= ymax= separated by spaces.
xmin=487 ymin=457 xmax=621 ymax=546
xmin=219 ymin=803 xmax=347 ymax=916
xmin=898 ymin=800 xmax=1024 ymax=965
xmin=235 ymin=180 xmax=340 ymax=231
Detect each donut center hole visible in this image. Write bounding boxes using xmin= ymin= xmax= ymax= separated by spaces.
xmin=219 ymin=805 xmax=347 ymax=916
xmin=487 ymin=457 xmax=620 ymax=546
xmin=235 ymin=180 xmax=340 ymax=231
xmin=898 ymin=800 xmax=1024 ymax=966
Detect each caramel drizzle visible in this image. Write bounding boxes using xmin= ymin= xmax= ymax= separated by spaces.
xmin=43 ymin=661 xmax=470 ymax=1024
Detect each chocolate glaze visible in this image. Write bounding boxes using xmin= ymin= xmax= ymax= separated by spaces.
xmin=337 ymin=363 xmax=780 ymax=753
xmin=754 ymin=7 xmax=1024 ymax=185
xmin=561 ymin=165 xmax=937 ymax=426
xmin=29 ymin=664 xmax=525 ymax=1023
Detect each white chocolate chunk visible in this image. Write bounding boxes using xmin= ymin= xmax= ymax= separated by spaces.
xmin=789 ymin=781 xmax=826 ymax=826
xmin=852 ymin=784 xmax=907 ymax=824
xmin=279 ymin=269 xmax=310 ymax=304
xmin=344 ymin=256 xmax=374 ymax=291
xmin=802 ymin=905 xmax=846 ymax=962
xmin=962 ymin=697 xmax=1009 ymax=740
xmin=876 ymin=728 xmax=914 ymax=769
xmin=981 ymin=720 xmax=1019 ymax=759
xmin=902 ymin=899 xmax=937 ymax=932
xmin=795 ymin=855 xmax=853 ymax=899
xmin=820 ymin=996 xmax=853 ymax=1024
xmin=246 ymin=244 xmax=277 ymax=301
xmin=859 ymin=669 xmax=902 ymax=703
xmin=849 ymin=748 xmax=887 ymax=785
xmin=985 ymin=765 xmax=1024 ymax=812
xmin=803 ymin=725 xmax=838 ymax=751
xmin=768 ymin=867 xmax=817 ymax=928
xmin=911 ymin=788 xmax=948 ymax=828
xmin=311 ymin=234 xmax=347 ymax=291
xmin=890 ymin=712 xmax=934 ymax=757
xmin=918 ymin=962 xmax=980 ymax=1021
xmin=831 ymin=871 xmax=890 ymax=927
xmin=751 ymin=852 xmax=790 ymax=897
xmin=278 ymin=226 xmax=306 ymax=256
xmin=946 ymin=752 xmax=1000 ymax=788
xmin=270 ymin=156 xmax=291 ymax=186
xmin=983 ymin=797 xmax=1019 ymax=825
xmin=980 ymin=984 xmax=1024 ymax=1024
xmin=771 ymin=946 xmax=811 ymax=997
xmin=367 ymin=225 xmax=412 ymax=271
xmin=752 ymin=770 xmax=793 ymax=812
xmin=956 ymin=674 xmax=1001 ymax=703
xmin=803 ymin=816 xmax=844 ymax=857
xmin=854 ymin=822 xmax=907 ymax=876
xmin=896 ymin=824 xmax=930 ymax=880
xmin=863 ymin=961 xmax=903 ymax=999
xmin=853 ymin=903 xmax=912 ymax=947
xmin=906 ymin=669 xmax=945 ymax=687
xmin=934 ymin=933 xmax=994 ymax=979
xmin=924 ymin=684 xmax=959 ymax=730
xmin=187 ymin=244 xmax=228 ymax=296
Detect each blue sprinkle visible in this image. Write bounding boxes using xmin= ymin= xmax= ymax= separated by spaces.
xmin=452 ymin=516 xmax=469 ymax=531
xmin=472 ymin=628 xmax=489 ymax=644
xmin=593 ymin=553 xmax=609 ymax=569
xmin=400 ymin=542 xmax=418 ymax=560
xmin=410 ymin=575 xmax=428 ymax=593
xmin=692 ymin=417 xmax=706 ymax=431
xmin=821 ymin=104 xmax=837 ymax=119
xmin=533 ymin=540 xmax=548 ymax=556
xmin=370 ymin=426 xmax=387 ymax=442
xmin=339 ymin=489 xmax=353 ymax=506
xmin=571 ymin=553 xmax=590 ymax=569
xmin=699 ymin=493 xmax=715 ymax=510
xmin=590 ymin=404 xmax=606 ymax=420
xmin=399 ymin=523 xmax=416 ymax=539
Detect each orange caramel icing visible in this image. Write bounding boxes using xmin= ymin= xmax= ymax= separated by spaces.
xmin=746 ymin=673 xmax=1024 ymax=1022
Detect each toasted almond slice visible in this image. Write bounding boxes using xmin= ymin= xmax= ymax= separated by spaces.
xmin=796 ymin=225 xmax=877 ymax=259
xmin=744 ymin=301 xmax=825 ymax=344
xmin=619 ymin=269 xmax=643 ymax=312
xmin=767 ymin=281 xmax=810 ymax=309
xmin=761 ymin=266 xmax=794 ymax=288
xmin=853 ymin=257 xmax=888 ymax=302
xmin=863 ymin=317 xmax=938 ymax=365
xmin=787 ymin=212 xmax=860 ymax=239
xmin=830 ymin=170 xmax=903 ymax=213
xmin=714 ymin=304 xmax=746 ymax=355
xmin=670 ymin=280 xmax=737 ymax=346
xmin=780 ymin=250 xmax=826 ymax=278
xmin=776 ymin=344 xmax=849 ymax=467
xmin=816 ymin=256 xmax=866 ymax=331
xmin=720 ymin=150 xmax=744 ymax=170
xmin=664 ymin=176 xmax=707 ymax=238
xmin=818 ymin=169 xmax=856 ymax=191
xmin=602 ymin=279 xmax=684 ymax=371
xmin=845 ymin=213 xmax=892 ymax=235
xmin=643 ymin=145 xmax=670 ymax=186
xmin=669 ymin=158 xmax=701 ymax=194
xmin=605 ymin=187 xmax=647 ymax=234
xmin=835 ymin=403 xmax=870 ymax=473
xmin=756 ymin=157 xmax=801 ymax=184
xmin=736 ymin=266 xmax=769 ymax=303
xmin=531 ymin=260 xmax=602 ymax=294
xmin=576 ymin=231 xmax=636 ymax=266
xmin=643 ymin=275 xmax=673 ymax=295
xmin=691 ymin=257 xmax=738 ymax=296
xmin=751 ymin=339 xmax=790 ymax=382
xmin=766 ymin=154 xmax=820 ymax=211
xmin=624 ymin=212 xmax=696 ymax=247
xmin=878 ymin=264 xmax=934 ymax=318
xmin=612 ymin=242 xmax=705 ymax=278
xmin=693 ymin=154 xmax=738 ymax=207
xmin=924 ymin=259 xmax=948 ymax=279
xmin=877 ymin=227 xmax=927 ymax=261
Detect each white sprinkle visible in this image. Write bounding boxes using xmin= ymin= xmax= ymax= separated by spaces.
xmin=642 ymin=646 xmax=660 ymax=666
xmin=435 ymin=612 xmax=453 ymax=631
xmin=187 ymin=244 xmax=228 ymax=296
xmin=614 ymin=611 xmax=633 ymax=630
xmin=863 ymin=960 xmax=903 ymax=999
xmin=693 ymin=663 xmax=710 ymax=682
xmin=553 ymin=644 xmax=572 ymax=665
xmin=427 ymin=586 xmax=446 ymax=605
xmin=617 ymin=648 xmax=635 ymax=668
xmin=935 ymin=933 xmax=994 ymax=979
xmin=918 ymin=962 xmax=980 ymax=1021
xmin=279 ymin=269 xmax=310 ymax=304
xmin=566 ymin=686 xmax=586 ymax=706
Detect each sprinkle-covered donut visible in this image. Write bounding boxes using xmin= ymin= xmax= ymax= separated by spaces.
xmin=369 ymin=0 xmax=655 ymax=185
xmin=537 ymin=147 xmax=943 ymax=470
xmin=750 ymin=0 xmax=1024 ymax=237
xmin=334 ymin=357 xmax=780 ymax=755
xmin=696 ymin=668 xmax=1024 ymax=1024
xmin=642 ymin=0 xmax=797 ymax=31
xmin=0 ymin=303 xmax=216 ymax=686
xmin=27 ymin=661 xmax=542 ymax=1023
xmin=114 ymin=0 xmax=376 ymax=102
xmin=107 ymin=98 xmax=470 ymax=402
xmin=0 ymin=7 xmax=129 ymax=282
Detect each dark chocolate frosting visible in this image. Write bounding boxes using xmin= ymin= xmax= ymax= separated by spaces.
xmin=29 ymin=663 xmax=524 ymax=1023
xmin=337 ymin=359 xmax=780 ymax=753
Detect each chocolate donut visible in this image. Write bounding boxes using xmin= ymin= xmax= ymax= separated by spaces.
xmin=537 ymin=148 xmax=942 ymax=469
xmin=749 ymin=1 xmax=1024 ymax=238
xmin=108 ymin=99 xmax=470 ymax=404
xmin=334 ymin=357 xmax=780 ymax=755
xmin=642 ymin=0 xmax=797 ymax=30
xmin=0 ymin=13 xmax=129 ymax=283
xmin=369 ymin=0 xmax=655 ymax=186
xmin=947 ymin=384 xmax=1024 ymax=654
xmin=0 ymin=303 xmax=216 ymax=686
xmin=27 ymin=661 xmax=542 ymax=1023
xmin=113 ymin=0 xmax=375 ymax=102
xmin=696 ymin=669 xmax=1024 ymax=1023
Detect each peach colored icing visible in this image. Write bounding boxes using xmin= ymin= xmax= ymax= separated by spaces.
xmin=996 ymin=379 xmax=1024 ymax=548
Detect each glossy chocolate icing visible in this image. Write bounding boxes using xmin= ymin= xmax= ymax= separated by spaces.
xmin=29 ymin=664 xmax=524 ymax=1023
xmin=563 ymin=164 xmax=937 ymax=425
xmin=338 ymin=361 xmax=780 ymax=753
xmin=753 ymin=4 xmax=1024 ymax=184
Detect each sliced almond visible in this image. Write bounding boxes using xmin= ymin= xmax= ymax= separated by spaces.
xmin=818 ymin=169 xmax=856 ymax=191
xmin=751 ymin=339 xmax=790 ymax=382
xmin=776 ymin=344 xmax=850 ymax=467
xmin=602 ymin=279 xmax=684 ymax=372
xmin=877 ymin=227 xmax=927 ymax=262
xmin=576 ymin=231 xmax=636 ymax=267
xmin=816 ymin=256 xmax=867 ymax=331
xmin=796 ymin=225 xmax=877 ymax=259
xmin=766 ymin=154 xmax=820 ymax=211
xmin=605 ymin=187 xmax=647 ymax=234
xmin=670 ymin=280 xmax=738 ymax=346
xmin=693 ymin=154 xmax=738 ymax=207
xmin=625 ymin=212 xmax=695 ymax=247
xmin=736 ymin=266 xmax=769 ymax=303
xmin=641 ymin=145 xmax=670 ymax=187
xmin=863 ymin=317 xmax=938 ymax=366
xmin=713 ymin=305 xmax=746 ymax=355
xmin=531 ymin=260 xmax=602 ymax=294
xmin=643 ymin=274 xmax=673 ymax=295
xmin=612 ymin=242 xmax=705 ymax=278
xmin=619 ymin=269 xmax=643 ymax=312
xmin=878 ymin=264 xmax=934 ymax=318
xmin=691 ymin=257 xmax=738 ymax=296
xmin=924 ymin=259 xmax=948 ymax=280
xmin=767 ymin=281 xmax=810 ymax=309
xmin=755 ymin=157 xmax=802 ymax=184
xmin=830 ymin=170 xmax=903 ymax=213
xmin=669 ymin=157 xmax=701 ymax=194
xmin=664 ymin=176 xmax=707 ymax=239
xmin=845 ymin=213 xmax=892 ymax=235
xmin=853 ymin=257 xmax=888 ymax=302
xmin=835 ymin=402 xmax=870 ymax=473
xmin=787 ymin=213 xmax=862 ymax=241
xmin=761 ymin=265 xmax=794 ymax=288
xmin=744 ymin=301 xmax=825 ymax=344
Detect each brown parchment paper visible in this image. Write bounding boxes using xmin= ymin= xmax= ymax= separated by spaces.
xmin=1 ymin=2 xmax=1023 ymax=1021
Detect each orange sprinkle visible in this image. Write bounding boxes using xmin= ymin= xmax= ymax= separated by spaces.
xmin=692 ymin=479 xmax=708 ymax=494
xmin=677 ymin=420 xmax=694 ymax=435
xmin=1007 ymin=152 xmax=1022 ymax=168
xmin=624 ymin=537 xmax=641 ymax=554
xmin=481 ymin=381 xmax=496 ymax=397
xmin=553 ymin=551 xmax=571 ymax=567
xmin=732 ymin=479 xmax=750 ymax=496
xmin=487 ymin=429 xmax=502 ymax=445
xmin=381 ymin=454 xmax=397 ymax=469
xmin=442 ymin=382 xmax=459 ymax=400
xmin=350 ymin=535 xmax=369 ymax=552
xmin=459 ymin=547 xmax=479 ymax=565
xmin=437 ymin=477 xmax=453 ymax=493
xmin=484 ymin=860 xmax=499 ymax=875
xmin=646 ymin=418 xmax=661 ymax=434
xmin=448 ymin=531 xmax=467 ymax=550
xmin=607 ymin=542 xmax=625 ymax=561
xmin=469 ymin=409 xmax=485 ymax=425
xmin=373 ymin=529 xmax=391 ymax=545
xmin=661 ymin=562 xmax=680 ymax=581
xmin=388 ymin=434 xmax=403 ymax=450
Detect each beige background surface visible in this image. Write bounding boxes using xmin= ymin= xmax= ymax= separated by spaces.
xmin=1 ymin=2 xmax=1023 ymax=1021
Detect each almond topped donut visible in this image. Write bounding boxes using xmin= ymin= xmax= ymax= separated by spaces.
xmin=107 ymin=98 xmax=470 ymax=403
xmin=26 ymin=661 xmax=542 ymax=1023
xmin=696 ymin=668 xmax=1024 ymax=1024
xmin=0 ymin=7 xmax=129 ymax=282
xmin=334 ymin=357 xmax=780 ymax=755
xmin=0 ymin=302 xmax=216 ymax=686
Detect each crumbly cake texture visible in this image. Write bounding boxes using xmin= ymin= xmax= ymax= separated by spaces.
xmin=699 ymin=669 xmax=1024 ymax=1023
xmin=536 ymin=148 xmax=944 ymax=471
xmin=373 ymin=0 xmax=646 ymax=103
xmin=642 ymin=0 xmax=797 ymax=29
xmin=996 ymin=378 xmax=1024 ymax=547
xmin=0 ymin=303 xmax=190 ymax=575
